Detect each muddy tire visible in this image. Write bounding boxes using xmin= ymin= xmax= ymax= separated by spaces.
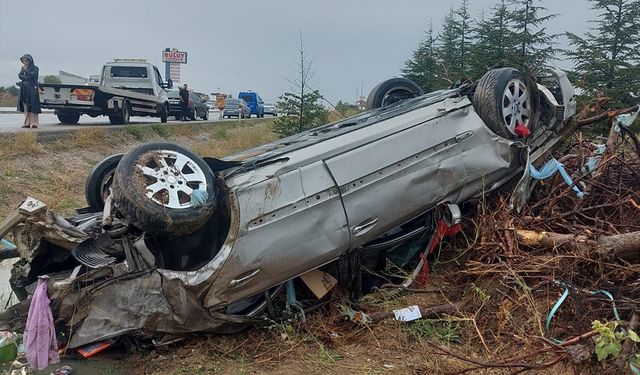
xmin=111 ymin=142 xmax=217 ymax=237
xmin=160 ymin=103 xmax=169 ymax=123
xmin=473 ymin=68 xmax=533 ymax=139
xmin=57 ymin=112 xmax=80 ymax=124
xmin=109 ymin=101 xmax=131 ymax=125
xmin=366 ymin=78 xmax=423 ymax=110
xmin=85 ymin=153 xmax=123 ymax=211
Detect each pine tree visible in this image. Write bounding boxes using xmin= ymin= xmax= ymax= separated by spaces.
xmin=274 ymin=32 xmax=328 ymax=137
xmin=454 ymin=0 xmax=474 ymax=77
xmin=401 ymin=22 xmax=443 ymax=92
xmin=437 ymin=1 xmax=475 ymax=84
xmin=566 ymin=0 xmax=640 ymax=106
xmin=468 ymin=0 xmax=517 ymax=79
xmin=437 ymin=7 xmax=461 ymax=84
xmin=509 ymin=0 xmax=557 ymax=70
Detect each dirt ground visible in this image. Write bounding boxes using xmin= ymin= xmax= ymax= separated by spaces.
xmin=1 ymin=121 xmax=638 ymax=374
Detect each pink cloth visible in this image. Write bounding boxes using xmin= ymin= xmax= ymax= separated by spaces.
xmin=23 ymin=277 xmax=60 ymax=370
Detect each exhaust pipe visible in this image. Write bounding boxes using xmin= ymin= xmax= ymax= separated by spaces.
xmin=102 ymin=195 xmax=113 ymax=230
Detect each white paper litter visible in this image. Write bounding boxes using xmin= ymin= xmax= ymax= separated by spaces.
xmin=393 ymin=305 xmax=422 ymax=322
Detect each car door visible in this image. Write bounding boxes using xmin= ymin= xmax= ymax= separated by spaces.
xmin=205 ymin=161 xmax=350 ymax=305
xmin=189 ymin=92 xmax=199 ymax=117
xmin=324 ymin=104 xmax=468 ymax=248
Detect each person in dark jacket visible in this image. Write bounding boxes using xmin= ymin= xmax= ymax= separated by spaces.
xmin=18 ymin=54 xmax=41 ymax=128
xmin=179 ymin=84 xmax=190 ymax=121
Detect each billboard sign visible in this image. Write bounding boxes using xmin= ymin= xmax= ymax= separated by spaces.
xmin=162 ymin=50 xmax=188 ymax=64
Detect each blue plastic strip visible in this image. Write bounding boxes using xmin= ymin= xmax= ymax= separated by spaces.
xmin=590 ymin=290 xmax=621 ymax=321
xmin=546 ymin=287 xmax=570 ymax=335
xmin=0 ymin=239 xmax=16 ymax=251
xmin=190 ymin=189 xmax=209 ymax=208
xmin=546 ymin=285 xmax=622 ymax=343
xmin=286 ymin=279 xmax=306 ymax=322
xmin=529 ymin=158 xmax=584 ymax=198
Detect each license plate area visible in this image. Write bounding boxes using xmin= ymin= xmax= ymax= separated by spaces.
xmin=44 ymin=98 xmax=67 ymax=104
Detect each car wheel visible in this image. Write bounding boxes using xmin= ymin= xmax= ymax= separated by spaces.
xmin=160 ymin=103 xmax=169 ymax=123
xmin=85 ymin=153 xmax=123 ymax=211
xmin=109 ymin=102 xmax=131 ymax=125
xmin=121 ymin=101 xmax=131 ymax=124
xmin=57 ymin=112 xmax=81 ymax=124
xmin=473 ymin=68 xmax=534 ymax=139
xmin=190 ymin=108 xmax=197 ymax=121
xmin=366 ymin=78 xmax=423 ymax=110
xmin=111 ymin=142 xmax=217 ymax=237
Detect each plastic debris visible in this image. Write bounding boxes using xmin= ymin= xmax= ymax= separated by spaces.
xmin=0 ymin=332 xmax=19 ymax=364
xmin=392 ymin=305 xmax=422 ymax=322
xmin=190 ymin=189 xmax=209 ymax=208
xmin=50 ymin=365 xmax=73 ymax=375
xmin=529 ymin=158 xmax=584 ymax=198
xmin=514 ymin=122 xmax=531 ymax=137
xmin=77 ymin=338 xmax=116 ymax=358
xmin=0 ymin=238 xmax=16 ymax=251
xmin=339 ymin=305 xmax=372 ymax=324
xmin=616 ymin=106 xmax=640 ymax=127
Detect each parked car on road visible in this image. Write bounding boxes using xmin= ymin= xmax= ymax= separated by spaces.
xmin=1 ymin=68 xmax=576 ymax=348
xmin=263 ymin=102 xmax=277 ymax=116
xmin=223 ymin=98 xmax=251 ymax=119
xmin=238 ymin=91 xmax=264 ymax=118
xmin=168 ymin=90 xmax=209 ymax=120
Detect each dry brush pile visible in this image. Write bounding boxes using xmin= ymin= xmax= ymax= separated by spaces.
xmin=433 ymin=120 xmax=640 ymax=373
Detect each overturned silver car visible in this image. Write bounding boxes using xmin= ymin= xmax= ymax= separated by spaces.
xmin=0 ymin=68 xmax=576 ymax=348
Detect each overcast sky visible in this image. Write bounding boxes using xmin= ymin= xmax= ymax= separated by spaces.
xmin=0 ymin=0 xmax=596 ymax=104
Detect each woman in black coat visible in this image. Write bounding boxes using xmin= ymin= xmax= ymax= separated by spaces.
xmin=18 ymin=54 xmax=41 ymax=128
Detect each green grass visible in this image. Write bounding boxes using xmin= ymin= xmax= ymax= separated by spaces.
xmin=123 ymin=125 xmax=150 ymax=140
xmin=150 ymin=123 xmax=172 ymax=138
xmin=405 ymin=318 xmax=462 ymax=344
xmin=213 ymin=126 xmax=229 ymax=140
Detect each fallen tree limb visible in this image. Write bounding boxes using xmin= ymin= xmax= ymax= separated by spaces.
xmin=515 ymin=229 xmax=640 ymax=261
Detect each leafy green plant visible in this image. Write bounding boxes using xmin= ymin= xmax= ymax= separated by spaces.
xmin=592 ymin=320 xmax=640 ymax=362
xmin=318 ymin=343 xmax=343 ymax=362
xmin=406 ymin=318 xmax=462 ymax=344
xmin=471 ymin=282 xmax=490 ymax=302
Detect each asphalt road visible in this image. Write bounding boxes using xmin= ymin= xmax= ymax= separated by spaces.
xmin=0 ymin=107 xmax=239 ymax=132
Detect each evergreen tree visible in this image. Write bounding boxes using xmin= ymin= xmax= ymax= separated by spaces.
xmin=566 ymin=0 xmax=640 ymax=106
xmin=437 ymin=7 xmax=461 ymax=84
xmin=401 ymin=22 xmax=443 ymax=92
xmin=274 ymin=90 xmax=328 ymax=137
xmin=468 ymin=0 xmax=517 ymax=79
xmin=454 ymin=0 xmax=474 ymax=77
xmin=274 ymin=32 xmax=328 ymax=137
xmin=436 ymin=2 xmax=474 ymax=84
xmin=509 ymin=0 xmax=557 ymax=70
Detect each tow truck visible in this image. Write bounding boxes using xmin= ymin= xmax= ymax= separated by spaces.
xmin=39 ymin=59 xmax=173 ymax=125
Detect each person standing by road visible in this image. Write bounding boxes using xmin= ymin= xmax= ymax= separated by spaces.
xmin=179 ymin=84 xmax=190 ymax=121
xmin=18 ymin=54 xmax=41 ymax=128
xmin=215 ymin=93 xmax=226 ymax=120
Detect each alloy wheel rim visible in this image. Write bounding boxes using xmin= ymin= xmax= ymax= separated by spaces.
xmin=136 ymin=150 xmax=207 ymax=209
xmin=501 ymin=78 xmax=531 ymax=135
